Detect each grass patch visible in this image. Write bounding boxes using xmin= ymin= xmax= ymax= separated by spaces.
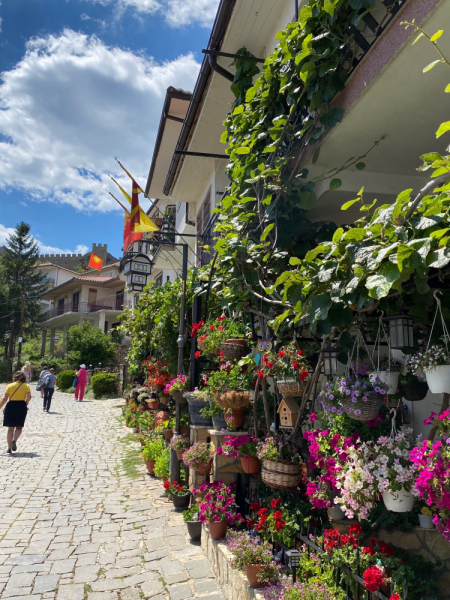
xmin=83 ymin=584 xmax=93 ymax=600
xmin=97 ymin=569 xmax=105 ymax=577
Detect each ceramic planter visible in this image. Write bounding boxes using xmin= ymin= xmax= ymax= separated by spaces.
xmin=277 ymin=379 xmax=304 ymax=399
xmin=144 ymin=459 xmax=155 ymax=475
xmin=382 ymin=489 xmax=415 ymax=513
xmin=418 ymin=514 xmax=434 ymax=529
xmin=212 ymin=413 xmax=227 ymax=431
xmin=186 ymin=520 xmax=202 ymax=541
xmin=327 ymin=505 xmax=345 ymax=521
xmin=171 ymin=390 xmax=186 ymax=404
xmin=196 ymin=460 xmax=212 ymax=475
xmin=185 ymin=396 xmax=212 ymax=427
xmin=164 ymin=429 xmax=173 ymax=441
xmin=146 ymin=400 xmax=159 ymax=410
xmin=208 ymin=520 xmax=228 ymax=540
xmin=172 ymin=493 xmax=191 ymax=510
xmin=224 ymin=408 xmax=245 ymax=429
xmin=240 ymin=457 xmax=260 ymax=474
xmin=424 ymin=365 xmax=450 ymax=393
xmin=246 ymin=564 xmax=264 ymax=588
xmin=180 ymin=426 xmax=189 ymax=435
xmin=369 ymin=371 xmax=399 ymax=395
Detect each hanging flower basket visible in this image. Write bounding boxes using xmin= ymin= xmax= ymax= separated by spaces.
xmin=382 ymin=489 xmax=415 ymax=513
xmin=224 ymin=408 xmax=245 ymax=429
xmin=171 ymin=390 xmax=186 ymax=404
xmin=215 ymin=390 xmax=251 ymax=410
xmin=369 ymin=371 xmax=399 ymax=395
xmin=340 ymin=392 xmax=384 ymax=422
xmin=424 ymin=365 xmax=450 ymax=393
xmin=220 ymin=339 xmax=249 ymax=361
xmin=398 ymin=381 xmax=428 ymax=402
xmin=277 ymin=380 xmax=304 ymax=399
xmin=196 ymin=460 xmax=212 ymax=475
xmin=240 ymin=457 xmax=260 ymax=474
xmin=261 ymin=459 xmax=301 ymax=491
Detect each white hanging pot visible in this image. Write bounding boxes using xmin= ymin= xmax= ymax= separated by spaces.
xmin=369 ymin=371 xmax=399 ymax=395
xmin=327 ymin=505 xmax=345 ymax=521
xmin=424 ymin=365 xmax=450 ymax=393
xmin=418 ymin=514 xmax=434 ymax=529
xmin=382 ymin=489 xmax=415 ymax=513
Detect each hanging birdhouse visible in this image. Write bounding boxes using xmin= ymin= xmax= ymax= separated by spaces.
xmin=277 ymin=397 xmax=300 ymax=428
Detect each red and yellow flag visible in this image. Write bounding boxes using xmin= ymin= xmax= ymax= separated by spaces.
xmin=88 ymin=253 xmax=103 ymax=270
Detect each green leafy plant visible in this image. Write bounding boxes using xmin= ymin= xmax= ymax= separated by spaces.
xmin=67 ymin=322 xmax=117 ymax=367
xmin=182 ymin=442 xmax=213 ymax=471
xmin=90 ymin=372 xmax=118 ymax=397
xmin=207 ymin=363 xmax=253 ymax=393
xmin=142 ymin=437 xmax=165 ymax=462
xmin=154 ymin=447 xmax=170 ymax=479
xmin=183 ymin=503 xmax=199 ymax=522
xmin=169 ymin=434 xmax=191 ymax=452
xmin=57 ymin=370 xmax=76 ymax=390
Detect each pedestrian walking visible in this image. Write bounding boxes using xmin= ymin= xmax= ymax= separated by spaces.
xmin=42 ymin=368 xmax=57 ymax=412
xmin=0 ymin=371 xmax=31 ymax=454
xmin=38 ymin=365 xmax=49 ymax=399
xmin=21 ymin=361 xmax=32 ymax=383
xmin=74 ymin=364 xmax=87 ymax=402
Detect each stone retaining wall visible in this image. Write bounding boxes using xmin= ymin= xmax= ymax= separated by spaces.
xmin=200 ymin=525 xmax=263 ymax=600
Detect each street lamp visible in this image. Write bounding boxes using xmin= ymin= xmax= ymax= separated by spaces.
xmin=285 ymin=549 xmax=301 ymax=583
xmin=124 ymin=252 xmax=152 ymax=292
xmin=53 ymin=336 xmax=59 ymax=343
xmin=321 ymin=346 xmax=339 ymax=377
xmin=384 ymin=315 xmax=414 ymax=349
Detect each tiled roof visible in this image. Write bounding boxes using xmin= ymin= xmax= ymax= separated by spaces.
xmin=73 ymin=275 xmax=116 ymax=283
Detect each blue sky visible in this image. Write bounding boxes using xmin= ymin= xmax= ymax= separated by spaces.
xmin=0 ymin=0 xmax=217 ymax=259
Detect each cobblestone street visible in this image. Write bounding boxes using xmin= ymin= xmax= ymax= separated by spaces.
xmin=0 ymin=388 xmax=224 ymax=600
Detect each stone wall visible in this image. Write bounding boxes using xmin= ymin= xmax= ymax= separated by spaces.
xmin=378 ymin=527 xmax=450 ymax=597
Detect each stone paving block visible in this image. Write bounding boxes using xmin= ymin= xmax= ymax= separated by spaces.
xmin=6 ymin=573 xmax=37 ymax=588
xmin=11 ymin=564 xmax=50 ymax=575
xmin=2 ymin=587 xmax=33 ymax=598
xmin=50 ymin=559 xmax=76 ymax=575
xmin=185 ymin=559 xmax=211 ymax=579
xmin=161 ymin=561 xmax=183 ymax=577
xmin=73 ymin=564 xmax=99 ymax=583
xmin=75 ymin=553 xmax=97 ymax=567
xmin=168 ymin=583 xmax=192 ymax=600
xmin=34 ymin=574 xmax=60 ymax=594
xmin=140 ymin=579 xmax=164 ymax=599
xmin=119 ymin=588 xmax=141 ymax=600
xmin=97 ymin=553 xmax=116 ymax=566
xmin=165 ymin=572 xmax=188 ymax=585
xmin=5 ymin=556 xmax=46 ymax=566
xmin=194 ymin=579 xmax=222 ymax=595
xmin=57 ymin=584 xmax=85 ymax=600
xmin=87 ymin=593 xmax=118 ymax=600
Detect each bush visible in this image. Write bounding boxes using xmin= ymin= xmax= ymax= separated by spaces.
xmin=154 ymin=447 xmax=170 ymax=479
xmin=91 ymin=372 xmax=118 ymax=398
xmin=0 ymin=360 xmax=7 ymax=383
xmin=142 ymin=437 xmax=165 ymax=462
xmin=57 ymin=370 xmax=76 ymax=390
xmin=67 ymin=322 xmax=117 ymax=367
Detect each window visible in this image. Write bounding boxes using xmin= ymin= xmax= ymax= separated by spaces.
xmin=196 ymin=188 xmax=211 ymax=265
xmin=155 ymin=273 xmax=163 ymax=287
xmin=72 ymin=292 xmax=79 ymax=312
xmin=116 ymin=289 xmax=124 ymax=310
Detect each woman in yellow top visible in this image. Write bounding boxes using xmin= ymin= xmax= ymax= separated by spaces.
xmin=0 ymin=371 xmax=31 ymax=455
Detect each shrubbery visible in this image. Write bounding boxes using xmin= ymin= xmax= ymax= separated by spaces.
xmin=91 ymin=372 xmax=118 ymax=398
xmin=154 ymin=447 xmax=170 ymax=479
xmin=57 ymin=370 xmax=76 ymax=390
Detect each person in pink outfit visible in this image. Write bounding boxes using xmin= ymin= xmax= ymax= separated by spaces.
xmin=75 ymin=364 xmax=87 ymax=402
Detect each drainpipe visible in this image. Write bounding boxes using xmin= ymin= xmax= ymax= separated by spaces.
xmin=294 ymin=0 xmax=299 ymax=21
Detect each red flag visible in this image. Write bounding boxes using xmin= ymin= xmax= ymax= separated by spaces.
xmin=130 ymin=179 xmax=141 ymax=230
xmin=88 ymin=253 xmax=103 ymax=270
xmin=123 ymin=211 xmax=142 ymax=249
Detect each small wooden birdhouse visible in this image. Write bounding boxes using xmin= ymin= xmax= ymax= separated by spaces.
xmin=277 ymin=397 xmax=300 ymax=428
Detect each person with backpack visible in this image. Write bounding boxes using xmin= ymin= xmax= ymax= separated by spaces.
xmin=0 ymin=371 xmax=32 ymax=454
xmin=38 ymin=366 xmax=49 ymax=399
xmin=74 ymin=364 xmax=87 ymax=402
xmin=42 ymin=368 xmax=57 ymax=413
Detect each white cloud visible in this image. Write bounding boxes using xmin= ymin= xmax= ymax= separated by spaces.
xmin=0 ymin=223 xmax=89 ymax=255
xmin=0 ymin=29 xmax=200 ymax=212
xmin=85 ymin=0 xmax=220 ymax=27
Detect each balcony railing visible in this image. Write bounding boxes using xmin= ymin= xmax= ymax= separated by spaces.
xmin=40 ymin=298 xmax=131 ymax=322
xmin=200 ymin=214 xmax=218 ymax=267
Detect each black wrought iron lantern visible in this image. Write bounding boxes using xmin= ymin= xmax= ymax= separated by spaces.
xmin=124 ymin=252 xmax=152 ymax=292
xmin=286 ymin=549 xmax=301 ymax=583
xmin=384 ymin=315 xmax=414 ymax=349
xmin=321 ymin=346 xmax=339 ymax=376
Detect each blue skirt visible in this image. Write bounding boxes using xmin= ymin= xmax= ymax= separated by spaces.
xmin=3 ymin=401 xmax=28 ymax=427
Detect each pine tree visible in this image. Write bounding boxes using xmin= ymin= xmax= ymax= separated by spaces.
xmin=0 ymin=222 xmax=48 ymax=346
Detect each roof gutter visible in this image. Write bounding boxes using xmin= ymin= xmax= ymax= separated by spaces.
xmin=162 ymin=0 xmax=236 ymax=197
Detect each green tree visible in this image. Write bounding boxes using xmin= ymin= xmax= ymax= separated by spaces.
xmin=67 ymin=322 xmax=117 ymax=367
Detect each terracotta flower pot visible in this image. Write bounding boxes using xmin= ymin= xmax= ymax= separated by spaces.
xmin=146 ymin=400 xmax=159 ymax=410
xmin=164 ymin=429 xmax=173 ymax=441
xmin=162 ymin=476 xmax=168 ymax=484
xmin=240 ymin=457 xmax=260 ymax=474
xmin=224 ymin=408 xmax=245 ymax=429
xmin=176 ymin=449 xmax=185 ymax=461
xmin=196 ymin=460 xmax=212 ymax=475
xmin=246 ymin=564 xmax=264 ymax=588
xmin=180 ymin=426 xmax=189 ymax=435
xmin=144 ymin=459 xmax=155 ymax=475
xmin=208 ymin=520 xmax=228 ymax=540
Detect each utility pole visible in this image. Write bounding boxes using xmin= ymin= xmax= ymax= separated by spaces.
xmin=17 ymin=296 xmax=25 ymax=369
xmin=7 ymin=312 xmax=15 ymax=380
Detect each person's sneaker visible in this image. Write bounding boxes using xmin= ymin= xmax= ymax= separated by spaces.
xmin=6 ymin=449 xmax=12 ymax=454
xmin=11 ymin=441 xmax=17 ymax=452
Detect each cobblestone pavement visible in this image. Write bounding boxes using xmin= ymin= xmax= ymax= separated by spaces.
xmin=0 ymin=387 xmax=224 ymax=600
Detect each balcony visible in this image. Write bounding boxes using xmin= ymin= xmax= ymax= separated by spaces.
xmin=40 ymin=298 xmax=131 ymax=322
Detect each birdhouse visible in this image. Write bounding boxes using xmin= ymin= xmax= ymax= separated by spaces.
xmin=277 ymin=397 xmax=300 ymax=428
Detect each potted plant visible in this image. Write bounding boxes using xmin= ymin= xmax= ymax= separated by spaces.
xmin=398 ymin=367 xmax=428 ymax=401
xmin=183 ymin=503 xmax=201 ymax=541
xmin=248 ymin=497 xmax=299 ymax=547
xmin=169 ymin=434 xmax=191 ymax=460
xmin=200 ymin=399 xmax=227 ymax=431
xmin=194 ymin=316 xmax=249 ymax=359
xmin=142 ymin=436 xmax=165 ymax=476
xmin=136 ymin=411 xmax=155 ymax=434
xmin=326 ymin=376 xmax=387 ymax=422
xmin=226 ymin=531 xmax=278 ymax=588
xmin=161 ymin=416 xmax=175 ymax=441
xmin=264 ymin=343 xmax=309 ymax=399
xmin=182 ymin=442 xmax=213 ymax=474
xmin=407 ymin=344 xmax=450 ymax=393
xmin=165 ymin=480 xmax=191 ymax=510
xmin=179 ymin=412 xmax=189 ymax=435
xmin=418 ymin=506 xmax=434 ymax=529
xmin=154 ymin=447 xmax=170 ymax=482
xmin=369 ymin=356 xmax=402 ymax=395
xmin=207 ymin=364 xmax=253 ymax=428
xmin=257 ymin=437 xmax=303 ymax=490
xmin=165 ymin=374 xmax=189 ymax=403
xmin=195 ymin=480 xmax=243 ymax=539
xmin=184 ymin=389 xmax=212 ymax=427
xmin=217 ymin=434 xmax=260 ymax=474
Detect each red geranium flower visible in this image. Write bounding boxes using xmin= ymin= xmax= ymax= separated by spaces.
xmin=274 ymin=519 xmax=285 ymax=531
xmin=363 ymin=567 xmax=385 ymax=592
xmin=349 ymin=523 xmax=362 ymax=535
xmin=246 ymin=519 xmax=254 ymax=529
xmin=218 ymin=315 xmax=226 ymax=321
xmin=163 ymin=481 xmax=170 ymax=490
xmin=273 ymin=511 xmax=283 ymax=520
xmin=277 ymin=351 xmax=285 ymax=358
xmin=218 ymin=326 xmax=224 ymax=331
xmin=209 ymin=325 xmax=215 ymax=331
xmin=297 ymin=349 xmax=304 ymax=355
xmin=257 ymin=370 xmax=264 ymax=380
xmin=250 ymin=502 xmax=260 ymax=512
xmin=299 ymin=369 xmax=309 ymax=382
xmin=292 ymin=361 xmax=300 ymax=370
xmin=195 ymin=351 xmax=201 ymax=359
xmin=270 ymin=498 xmax=281 ymax=509
xmin=258 ymin=507 xmax=268 ymax=517
xmin=390 ymin=595 xmax=400 ymax=600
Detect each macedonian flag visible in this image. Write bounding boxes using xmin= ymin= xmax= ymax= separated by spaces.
xmin=88 ymin=253 xmax=103 ymax=270
xmin=109 ymin=175 xmax=159 ymax=233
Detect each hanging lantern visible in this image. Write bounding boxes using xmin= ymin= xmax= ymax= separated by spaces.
xmin=321 ymin=346 xmax=339 ymax=376
xmin=124 ymin=253 xmax=152 ymax=292
xmin=385 ymin=315 xmax=414 ymax=349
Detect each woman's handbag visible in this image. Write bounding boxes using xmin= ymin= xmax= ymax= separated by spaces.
xmin=36 ymin=380 xmax=42 ymax=391
xmin=73 ymin=376 xmax=78 ymax=388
